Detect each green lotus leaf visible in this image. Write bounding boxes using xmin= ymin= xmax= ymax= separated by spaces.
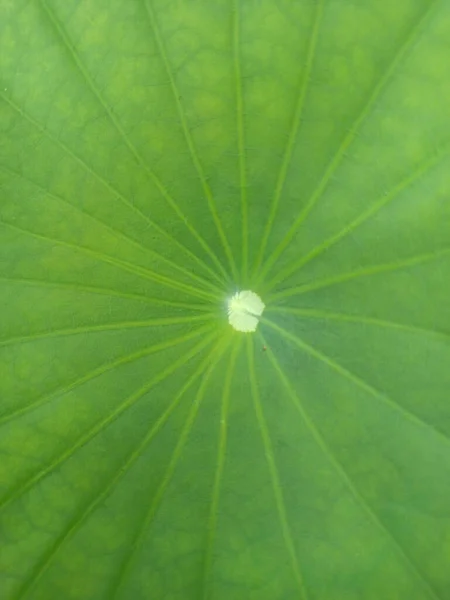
xmin=1 ymin=1 xmax=450 ymax=599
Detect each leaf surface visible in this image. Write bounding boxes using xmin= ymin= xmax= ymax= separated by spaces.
xmin=1 ymin=1 xmax=450 ymax=599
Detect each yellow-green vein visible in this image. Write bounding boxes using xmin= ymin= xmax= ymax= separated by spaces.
xmin=263 ymin=139 xmax=450 ymax=292
xmin=1 ymin=164 xmax=223 ymax=296
xmin=12 ymin=337 xmax=222 ymax=600
xmin=37 ymin=0 xmax=230 ymax=283
xmin=256 ymin=0 xmax=439 ymax=284
xmin=266 ymin=306 xmax=450 ymax=342
xmin=0 ymin=93 xmax=226 ymax=288
xmin=267 ymin=246 xmax=450 ymax=303
xmin=110 ymin=334 xmax=230 ymax=599
xmin=0 ymin=275 xmax=212 ymax=312
xmin=252 ymin=0 xmax=324 ymax=281
xmin=0 ymin=219 xmax=220 ymax=303
xmin=264 ymin=318 xmax=450 ymax=447
xmin=232 ymin=0 xmax=248 ymax=281
xmin=0 ymin=314 xmax=215 ymax=348
xmin=142 ymin=0 xmax=238 ymax=282
xmin=247 ymin=337 xmax=308 ymax=600
xmin=0 ymin=324 xmax=214 ymax=428
xmin=261 ymin=334 xmax=440 ymax=600
xmin=0 ymin=331 xmax=217 ymax=512
xmin=203 ymin=336 xmax=241 ymax=599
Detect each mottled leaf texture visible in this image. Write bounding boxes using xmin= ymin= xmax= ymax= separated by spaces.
xmin=1 ymin=1 xmax=450 ymax=599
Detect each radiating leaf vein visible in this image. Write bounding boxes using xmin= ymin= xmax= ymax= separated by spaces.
xmin=264 ymin=139 xmax=450 ymax=291
xmin=253 ymin=0 xmax=324 ymax=279
xmin=268 ymin=246 xmax=450 ymax=302
xmin=0 ymin=92 xmax=226 ymax=287
xmin=142 ymin=0 xmax=237 ymax=281
xmin=267 ymin=306 xmax=450 ymax=342
xmin=264 ymin=319 xmax=450 ymax=447
xmin=261 ymin=333 xmax=440 ymax=600
xmin=0 ymin=276 xmax=211 ymax=312
xmin=203 ymin=339 xmax=241 ymax=599
xmin=0 ymin=219 xmax=219 ymax=302
xmin=109 ymin=335 xmax=230 ymax=599
xmin=1 ymin=164 xmax=223 ymax=296
xmin=10 ymin=337 xmax=222 ymax=600
xmin=257 ymin=0 xmax=439 ymax=283
xmin=247 ymin=337 xmax=308 ymax=600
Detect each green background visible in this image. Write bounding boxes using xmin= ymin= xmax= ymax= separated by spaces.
xmin=1 ymin=0 xmax=450 ymax=599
